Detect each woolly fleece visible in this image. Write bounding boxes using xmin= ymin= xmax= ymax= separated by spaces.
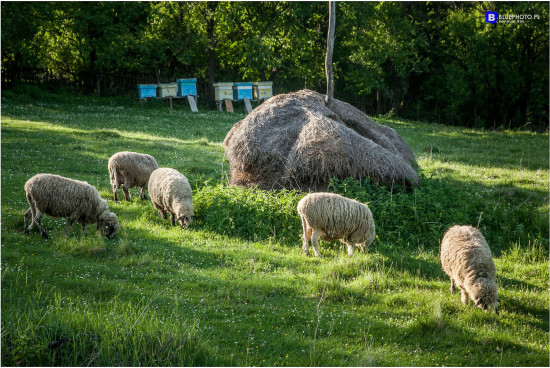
xmin=148 ymin=168 xmax=194 ymax=228
xmin=24 ymin=173 xmax=119 ymax=238
xmin=440 ymin=225 xmax=498 ymax=312
xmin=108 ymin=151 xmax=159 ymax=201
xmin=297 ymin=192 xmax=375 ymax=257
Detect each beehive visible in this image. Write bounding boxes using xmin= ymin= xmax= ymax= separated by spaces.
xmin=177 ymin=78 xmax=197 ymax=97
xmin=233 ymin=82 xmax=253 ymax=100
xmin=158 ymin=83 xmax=178 ymax=98
xmin=214 ymin=82 xmax=234 ymax=100
xmin=137 ymin=84 xmax=157 ymax=98
xmin=253 ymin=81 xmax=273 ymax=100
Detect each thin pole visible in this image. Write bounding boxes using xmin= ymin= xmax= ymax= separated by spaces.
xmin=325 ymin=1 xmax=336 ymax=105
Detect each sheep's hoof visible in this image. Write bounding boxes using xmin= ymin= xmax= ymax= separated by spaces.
xmin=41 ymin=233 xmax=49 ymax=239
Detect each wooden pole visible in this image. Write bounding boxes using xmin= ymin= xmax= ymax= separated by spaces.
xmin=325 ymin=1 xmax=336 ymax=105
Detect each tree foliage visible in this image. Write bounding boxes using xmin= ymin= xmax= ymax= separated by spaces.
xmin=1 ymin=1 xmax=548 ymax=130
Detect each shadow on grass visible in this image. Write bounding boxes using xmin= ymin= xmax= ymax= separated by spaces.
xmin=380 ymin=118 xmax=549 ymax=172
xmin=2 ymin=202 xmax=548 ymax=366
xmin=1 ymin=122 xmax=225 ymax=194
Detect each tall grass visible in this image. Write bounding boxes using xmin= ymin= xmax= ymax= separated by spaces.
xmin=1 ymin=94 xmax=548 ymax=366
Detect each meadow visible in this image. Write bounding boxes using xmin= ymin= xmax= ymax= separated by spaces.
xmin=1 ymin=91 xmax=548 ymax=366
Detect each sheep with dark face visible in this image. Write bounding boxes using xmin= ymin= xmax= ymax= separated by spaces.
xmin=24 ymin=174 xmax=120 ymax=239
xmin=440 ymin=225 xmax=499 ymax=314
xmin=297 ymin=192 xmax=375 ymax=257
xmin=148 ymin=168 xmax=194 ymax=228
xmin=108 ymin=151 xmax=159 ymax=201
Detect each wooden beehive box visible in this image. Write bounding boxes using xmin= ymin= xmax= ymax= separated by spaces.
xmin=214 ymin=82 xmax=234 ymax=100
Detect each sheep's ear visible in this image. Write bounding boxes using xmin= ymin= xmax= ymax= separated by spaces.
xmin=475 ymin=298 xmax=483 ymax=307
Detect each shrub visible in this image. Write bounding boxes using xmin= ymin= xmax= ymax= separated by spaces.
xmin=193 ymin=184 xmax=302 ymax=244
xmin=327 ymin=176 xmax=549 ymax=255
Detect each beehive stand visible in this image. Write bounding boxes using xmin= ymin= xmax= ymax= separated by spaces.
xmin=243 ymin=98 xmax=253 ymax=114
xmin=187 ymin=95 xmax=198 ymax=112
xmin=224 ymin=100 xmax=234 ymax=113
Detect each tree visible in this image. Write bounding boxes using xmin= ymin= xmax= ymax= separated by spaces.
xmin=325 ymin=1 xmax=335 ymax=104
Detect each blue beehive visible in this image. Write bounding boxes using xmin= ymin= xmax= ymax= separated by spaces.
xmin=138 ymin=84 xmax=157 ymax=98
xmin=177 ymin=78 xmax=197 ymax=97
xmin=233 ymin=82 xmax=253 ymax=100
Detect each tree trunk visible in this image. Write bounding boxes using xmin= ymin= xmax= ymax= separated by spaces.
xmin=89 ymin=49 xmax=97 ymax=95
xmin=207 ymin=16 xmax=216 ymax=109
xmin=324 ymin=1 xmax=336 ymax=105
xmin=376 ymin=89 xmax=381 ymax=115
xmin=204 ymin=2 xmax=218 ymax=110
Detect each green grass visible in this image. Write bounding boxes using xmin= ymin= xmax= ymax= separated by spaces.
xmin=1 ymin=94 xmax=548 ymax=366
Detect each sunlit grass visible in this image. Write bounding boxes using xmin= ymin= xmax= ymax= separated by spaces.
xmin=1 ymin=95 xmax=548 ymax=366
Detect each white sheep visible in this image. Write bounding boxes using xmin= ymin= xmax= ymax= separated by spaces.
xmin=440 ymin=225 xmax=499 ymax=314
xmin=24 ymin=174 xmax=120 ymax=239
xmin=297 ymin=192 xmax=375 ymax=257
xmin=148 ymin=168 xmax=194 ymax=228
xmin=108 ymin=151 xmax=159 ymax=201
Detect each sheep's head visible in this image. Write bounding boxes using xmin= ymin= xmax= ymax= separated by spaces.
xmin=98 ymin=211 xmax=120 ymax=238
xmin=472 ymin=278 xmax=499 ymax=314
xmin=177 ymin=213 xmax=194 ymax=228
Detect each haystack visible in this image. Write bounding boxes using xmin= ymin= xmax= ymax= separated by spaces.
xmin=223 ymin=89 xmax=418 ymax=191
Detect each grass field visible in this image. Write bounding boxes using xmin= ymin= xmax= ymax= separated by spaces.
xmin=1 ymin=92 xmax=548 ymax=366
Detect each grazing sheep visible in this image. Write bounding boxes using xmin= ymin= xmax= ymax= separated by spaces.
xmin=440 ymin=225 xmax=499 ymax=314
xmin=24 ymin=174 xmax=120 ymax=239
xmin=297 ymin=192 xmax=375 ymax=257
xmin=108 ymin=151 xmax=159 ymax=201
xmin=148 ymin=168 xmax=194 ymax=228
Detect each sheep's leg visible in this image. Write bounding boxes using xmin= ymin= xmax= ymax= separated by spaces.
xmin=122 ymin=186 xmax=131 ymax=201
xmin=65 ymin=219 xmax=75 ymax=235
xmin=450 ymin=279 xmax=456 ymax=294
xmin=311 ymin=229 xmax=322 ymax=257
xmin=345 ymin=241 xmax=354 ymax=256
xmin=24 ymin=208 xmax=33 ymax=234
xmin=34 ymin=211 xmax=48 ymax=239
xmin=140 ymin=188 xmax=148 ymax=200
xmin=25 ymin=194 xmax=37 ymax=234
xmin=460 ymin=288 xmax=469 ymax=305
xmin=170 ymin=213 xmax=176 ymax=226
xmin=301 ymin=216 xmax=312 ymax=255
xmin=111 ymin=179 xmax=119 ymax=201
xmin=80 ymin=221 xmax=88 ymax=236
xmin=111 ymin=169 xmax=122 ymax=201
xmin=156 ymin=207 xmax=167 ymax=219
xmin=151 ymin=201 xmax=167 ymax=219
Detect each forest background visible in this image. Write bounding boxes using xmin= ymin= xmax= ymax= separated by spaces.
xmin=1 ymin=1 xmax=548 ymax=131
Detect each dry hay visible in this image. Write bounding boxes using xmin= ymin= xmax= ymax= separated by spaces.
xmin=223 ymin=89 xmax=419 ymax=191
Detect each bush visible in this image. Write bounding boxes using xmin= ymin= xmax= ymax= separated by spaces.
xmin=327 ymin=176 xmax=549 ymax=255
xmin=193 ymin=184 xmax=302 ymax=244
